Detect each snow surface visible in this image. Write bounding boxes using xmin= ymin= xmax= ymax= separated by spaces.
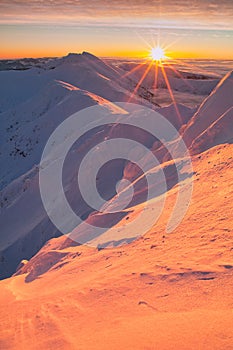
xmin=0 ymin=53 xmax=233 ymax=350
xmin=1 ymin=143 xmax=233 ymax=350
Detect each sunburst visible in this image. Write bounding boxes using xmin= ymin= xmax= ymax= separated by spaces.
xmin=123 ymin=31 xmax=215 ymax=125
xmin=124 ymin=35 xmax=183 ymax=123
xmin=150 ymin=46 xmax=166 ymax=61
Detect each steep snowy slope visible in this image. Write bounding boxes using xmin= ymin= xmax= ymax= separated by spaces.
xmin=182 ymin=70 xmax=233 ymax=147
xmin=0 ymin=81 xmax=108 ymax=190
xmin=151 ymin=70 xmax=233 ymax=164
xmin=0 ymin=96 xmax=133 ymax=279
xmin=0 ymin=143 xmax=232 ymax=350
xmin=190 ymin=106 xmax=233 ymax=154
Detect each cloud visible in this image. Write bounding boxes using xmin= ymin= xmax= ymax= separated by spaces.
xmin=0 ymin=0 xmax=233 ymax=30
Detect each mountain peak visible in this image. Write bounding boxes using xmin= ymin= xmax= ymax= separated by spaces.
xmin=62 ymin=52 xmax=100 ymax=64
xmin=81 ymin=51 xmax=100 ymax=60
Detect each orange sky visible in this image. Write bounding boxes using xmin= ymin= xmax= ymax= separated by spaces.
xmin=1 ymin=0 xmax=233 ymax=59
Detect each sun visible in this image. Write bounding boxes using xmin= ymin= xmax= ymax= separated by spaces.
xmin=150 ymin=46 xmax=166 ymax=61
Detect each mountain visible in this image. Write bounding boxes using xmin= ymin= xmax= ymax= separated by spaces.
xmin=0 ymin=52 xmax=159 ymax=191
xmin=0 ymin=52 xmax=161 ymax=279
xmin=0 ymin=53 xmax=233 ymax=349
xmin=0 ymin=56 xmax=232 ymax=280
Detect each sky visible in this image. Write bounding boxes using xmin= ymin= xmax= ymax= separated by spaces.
xmin=1 ymin=0 xmax=233 ymax=59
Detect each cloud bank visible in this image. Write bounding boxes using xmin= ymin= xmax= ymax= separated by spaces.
xmin=1 ymin=0 xmax=233 ymax=30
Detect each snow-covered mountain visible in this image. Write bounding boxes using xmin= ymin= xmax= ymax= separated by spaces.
xmin=0 ymin=52 xmax=159 ymax=278
xmin=0 ymin=52 xmax=158 ymax=192
xmin=0 ymin=53 xmax=232 ymax=280
xmin=0 ymin=53 xmax=233 ymax=350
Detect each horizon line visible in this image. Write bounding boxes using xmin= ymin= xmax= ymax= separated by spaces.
xmin=1 ymin=52 xmax=233 ymax=61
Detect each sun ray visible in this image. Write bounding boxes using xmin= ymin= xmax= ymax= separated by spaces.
xmin=135 ymin=30 xmax=154 ymax=50
xmin=153 ymin=61 xmax=159 ymax=90
xmin=119 ymin=60 xmax=149 ymax=81
xmin=150 ymin=31 xmax=157 ymax=49
xmin=165 ymin=61 xmax=194 ymax=91
xmin=160 ymin=64 xmax=183 ymax=125
xmin=162 ymin=37 xmax=182 ymax=51
xmin=121 ymin=31 xmax=196 ymax=122
xmin=157 ymin=28 xmax=161 ymax=48
xmin=128 ymin=60 xmax=154 ymax=102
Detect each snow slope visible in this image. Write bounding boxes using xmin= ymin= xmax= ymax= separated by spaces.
xmin=0 ymin=97 xmax=130 ymax=279
xmin=0 ymin=53 xmax=157 ymax=191
xmin=0 ymin=81 xmax=113 ymax=190
xmin=0 ymin=143 xmax=232 ymax=350
xmin=0 ymin=97 xmax=191 ymax=279
xmin=151 ymin=70 xmax=233 ymax=164
xmin=156 ymin=103 xmax=196 ymax=129
xmin=182 ymin=71 xmax=233 ymax=147
xmin=190 ymin=106 xmax=233 ymax=154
